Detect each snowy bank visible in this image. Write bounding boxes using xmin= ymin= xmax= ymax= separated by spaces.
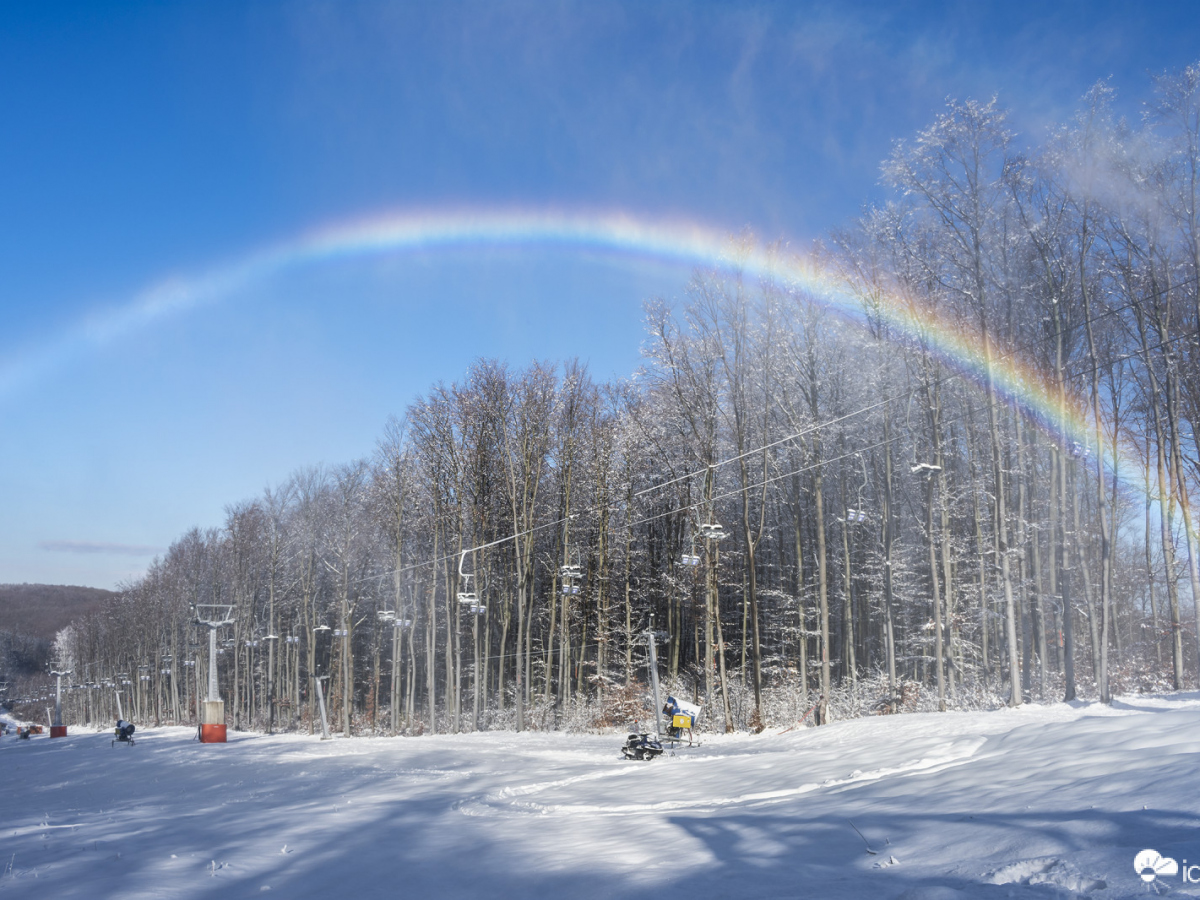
xmin=3 ymin=694 xmax=1200 ymax=899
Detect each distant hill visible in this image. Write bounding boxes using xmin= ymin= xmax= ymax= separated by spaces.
xmin=0 ymin=583 xmax=115 ymax=640
xmin=0 ymin=583 xmax=116 ymax=678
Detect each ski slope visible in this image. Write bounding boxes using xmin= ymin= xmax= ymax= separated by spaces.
xmin=3 ymin=695 xmax=1199 ymax=899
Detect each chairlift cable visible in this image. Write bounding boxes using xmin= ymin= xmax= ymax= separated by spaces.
xmin=627 ymin=275 xmax=1194 ymax=501
xmin=348 ymin=292 xmax=1196 ymax=592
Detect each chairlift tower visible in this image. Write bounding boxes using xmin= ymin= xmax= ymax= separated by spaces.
xmin=645 ymin=627 xmax=664 ymax=739
xmin=312 ymin=675 xmax=332 ymax=740
xmin=194 ymin=604 xmax=235 ymax=743
xmin=697 ymin=518 xmax=728 ymax=727
xmin=50 ymin=669 xmax=71 ymax=737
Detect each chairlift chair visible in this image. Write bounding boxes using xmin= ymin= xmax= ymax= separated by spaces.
xmin=559 ymin=562 xmax=582 ymax=592
xmin=559 ymin=552 xmax=584 ymax=597
xmin=457 ymin=551 xmax=479 ymax=605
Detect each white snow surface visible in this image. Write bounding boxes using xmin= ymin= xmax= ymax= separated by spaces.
xmin=4 ymin=695 xmax=1200 ymax=899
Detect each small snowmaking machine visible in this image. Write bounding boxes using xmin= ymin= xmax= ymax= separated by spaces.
xmin=661 ymin=696 xmax=701 ymax=746
xmin=112 ymin=720 xmax=136 ymax=746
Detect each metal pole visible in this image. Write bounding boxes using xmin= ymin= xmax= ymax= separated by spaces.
xmin=52 ymin=672 xmax=66 ymax=726
xmin=51 ymin=669 xmax=72 ymax=736
xmin=341 ymin=620 xmax=350 ymax=737
xmin=268 ymin=592 xmax=276 ymax=735
xmin=647 ymin=631 xmax=662 ymax=738
xmin=208 ymin=627 xmax=219 ymax=702
xmin=314 ymin=676 xmax=331 ymax=740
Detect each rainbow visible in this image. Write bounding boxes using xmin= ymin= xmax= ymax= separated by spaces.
xmin=0 ymin=207 xmax=1141 ymax=498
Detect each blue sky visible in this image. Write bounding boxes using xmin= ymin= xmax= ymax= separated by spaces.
xmin=2 ymin=1 xmax=1198 ymax=589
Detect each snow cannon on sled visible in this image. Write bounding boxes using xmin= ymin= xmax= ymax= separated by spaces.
xmin=662 ymin=696 xmax=701 ymax=744
xmin=112 ymin=720 xmax=135 ymax=747
xmin=622 ymin=733 xmax=663 ymax=760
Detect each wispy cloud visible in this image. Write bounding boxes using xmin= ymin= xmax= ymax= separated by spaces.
xmin=39 ymin=540 xmax=162 ymax=557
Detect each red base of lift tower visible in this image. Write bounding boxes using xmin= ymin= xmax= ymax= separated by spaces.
xmin=200 ymin=700 xmax=226 ymax=743
xmin=50 ymin=725 xmax=67 ymax=738
xmin=199 ymin=723 xmax=227 ymax=743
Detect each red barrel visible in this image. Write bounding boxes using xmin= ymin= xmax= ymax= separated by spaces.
xmin=199 ymin=723 xmax=227 ymax=743
xmin=50 ymin=725 xmax=67 ymax=738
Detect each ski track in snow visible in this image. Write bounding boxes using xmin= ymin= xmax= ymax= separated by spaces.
xmin=4 ymin=697 xmax=1200 ymax=899
xmin=457 ymin=738 xmax=986 ymax=817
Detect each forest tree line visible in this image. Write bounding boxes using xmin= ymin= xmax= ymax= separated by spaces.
xmin=38 ymin=66 xmax=1200 ymax=735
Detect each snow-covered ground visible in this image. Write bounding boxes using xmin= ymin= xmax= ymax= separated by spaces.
xmin=4 ymin=696 xmax=1200 ymax=899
